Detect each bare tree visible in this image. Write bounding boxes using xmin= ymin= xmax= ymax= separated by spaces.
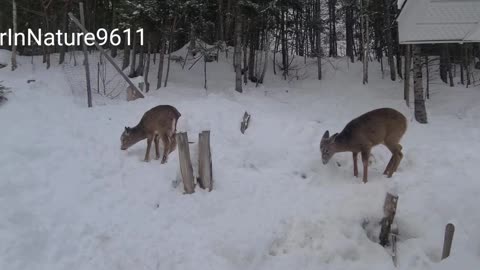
xmin=413 ymin=45 xmax=427 ymax=123
xmin=361 ymin=0 xmax=369 ymax=84
xmin=404 ymin=44 xmax=411 ymax=106
xmin=157 ymin=37 xmax=165 ymax=89
xmin=316 ymin=0 xmax=322 ymax=80
xmin=11 ymin=0 xmax=17 ymax=71
xmin=234 ymin=11 xmax=242 ymax=93
xmin=383 ymin=0 xmax=396 ymax=81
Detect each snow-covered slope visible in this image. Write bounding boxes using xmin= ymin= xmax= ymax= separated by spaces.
xmin=1 ymin=49 xmax=479 ymax=270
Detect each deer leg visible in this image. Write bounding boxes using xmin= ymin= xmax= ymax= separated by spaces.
xmin=144 ymin=135 xmax=153 ymax=162
xmin=154 ymin=135 xmax=160 ymax=160
xmin=160 ymin=134 xmax=170 ymax=164
xmin=388 ymin=144 xmax=404 ymax=177
xmin=353 ymin=152 xmax=359 ymax=177
xmin=361 ymin=150 xmax=370 ymax=183
xmin=383 ymin=157 xmax=394 ymax=175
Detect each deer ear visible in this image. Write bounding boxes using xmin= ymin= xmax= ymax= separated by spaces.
xmin=322 ymin=130 xmax=330 ymax=139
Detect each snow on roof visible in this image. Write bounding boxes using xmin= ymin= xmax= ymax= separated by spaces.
xmin=397 ymin=0 xmax=480 ymax=44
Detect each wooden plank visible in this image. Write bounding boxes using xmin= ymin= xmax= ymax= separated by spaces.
xmin=198 ymin=130 xmax=213 ymax=191
xmin=379 ymin=192 xmax=399 ymax=246
xmin=441 ymin=223 xmax=455 ymax=260
xmin=68 ymin=12 xmax=144 ymax=98
xmin=240 ymin=111 xmax=251 ymax=134
xmin=176 ymin=132 xmax=195 ymax=194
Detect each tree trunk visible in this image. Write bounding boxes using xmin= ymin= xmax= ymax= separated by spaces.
xmin=316 ymin=0 xmax=322 ymax=80
xmin=425 ymin=55 xmax=429 ymax=99
xmin=281 ymin=8 xmax=288 ymax=80
xmin=345 ymin=4 xmax=354 ymax=63
xmin=361 ymin=0 xmax=369 ymax=84
xmin=136 ymin=37 xmax=145 ymax=76
xmin=217 ymin=0 xmax=224 ymax=42
xmin=129 ymin=29 xmax=137 ymax=77
xmin=144 ymin=34 xmax=151 ymax=92
xmin=234 ymin=12 xmax=243 ymax=93
xmin=440 ymin=45 xmax=448 ymax=83
xmin=122 ymin=33 xmax=130 ymax=70
xmin=328 ymin=0 xmax=338 ymax=57
xmin=258 ymin=31 xmax=269 ymax=84
xmin=59 ymin=1 xmax=69 ymax=64
xmin=447 ymin=46 xmax=454 ymax=87
xmin=79 ymin=2 xmax=92 ymax=107
xmin=413 ymin=45 xmax=427 ymax=124
xmin=11 ymin=0 xmax=17 ymax=71
xmin=157 ymin=37 xmax=165 ymax=89
xmin=404 ymin=44 xmax=411 ymax=106
xmin=164 ymin=17 xmax=177 ymax=88
xmin=110 ymin=4 xmax=118 ymax=58
xmin=383 ymin=0 xmax=396 ymax=81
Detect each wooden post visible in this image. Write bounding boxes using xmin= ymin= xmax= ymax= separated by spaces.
xmin=176 ymin=132 xmax=195 ymax=194
xmin=379 ymin=192 xmax=399 ymax=246
xmin=68 ymin=12 xmax=144 ymax=99
xmin=240 ymin=111 xmax=251 ymax=134
xmin=198 ymin=130 xmax=213 ymax=191
xmin=441 ymin=223 xmax=455 ymax=260
xmin=79 ymin=2 xmax=92 ymax=108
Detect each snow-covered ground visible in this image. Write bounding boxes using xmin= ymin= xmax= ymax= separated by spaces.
xmin=1 ymin=49 xmax=480 ymax=270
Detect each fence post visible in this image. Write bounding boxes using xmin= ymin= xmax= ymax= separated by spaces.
xmin=441 ymin=223 xmax=455 ymax=260
xmin=176 ymin=132 xmax=195 ymax=194
xmin=198 ymin=130 xmax=213 ymax=191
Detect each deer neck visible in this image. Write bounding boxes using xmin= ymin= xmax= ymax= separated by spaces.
xmin=332 ymin=134 xmax=352 ymax=153
xmin=130 ymin=124 xmax=147 ymax=141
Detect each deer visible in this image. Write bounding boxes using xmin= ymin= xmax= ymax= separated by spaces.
xmin=120 ymin=105 xmax=181 ymax=164
xmin=320 ymin=108 xmax=407 ymax=183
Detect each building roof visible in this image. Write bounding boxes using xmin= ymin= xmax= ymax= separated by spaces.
xmin=397 ymin=0 xmax=480 ymax=44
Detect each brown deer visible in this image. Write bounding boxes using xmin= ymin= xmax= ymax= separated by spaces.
xmin=121 ymin=105 xmax=181 ymax=164
xmin=320 ymin=108 xmax=407 ymax=183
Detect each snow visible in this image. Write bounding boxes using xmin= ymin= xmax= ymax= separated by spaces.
xmin=1 ymin=48 xmax=480 ymax=270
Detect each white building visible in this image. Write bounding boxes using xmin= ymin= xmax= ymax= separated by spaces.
xmin=397 ymin=0 xmax=480 ymax=44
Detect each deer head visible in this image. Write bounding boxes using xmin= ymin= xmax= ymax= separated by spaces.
xmin=320 ymin=130 xmax=338 ymax=165
xmin=120 ymin=126 xmax=144 ymax=150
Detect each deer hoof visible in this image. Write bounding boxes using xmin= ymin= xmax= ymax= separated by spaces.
xmin=144 ymin=158 xmax=150 ymax=163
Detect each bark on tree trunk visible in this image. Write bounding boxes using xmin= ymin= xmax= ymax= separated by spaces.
xmin=217 ymin=0 xmax=224 ymax=42
xmin=59 ymin=1 xmax=69 ymax=64
xmin=129 ymin=29 xmax=137 ymax=77
xmin=345 ymin=4 xmax=354 ymax=63
xmin=425 ymin=55 xmax=429 ymax=99
xmin=234 ymin=12 xmax=242 ymax=93
xmin=11 ymin=0 xmax=17 ymax=71
xmin=383 ymin=0 xmax=396 ymax=81
xmin=361 ymin=0 xmax=369 ymax=84
xmin=122 ymin=33 xmax=130 ymax=70
xmin=157 ymin=37 xmax=165 ymax=89
xmin=404 ymin=44 xmax=411 ymax=106
xmin=164 ymin=17 xmax=177 ymax=88
xmin=110 ymin=4 xmax=118 ymax=58
xmin=413 ymin=45 xmax=427 ymax=124
xmin=316 ymin=0 xmax=322 ymax=80
xmin=144 ymin=34 xmax=151 ymax=92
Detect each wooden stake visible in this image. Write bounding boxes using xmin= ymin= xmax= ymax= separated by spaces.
xmin=176 ymin=132 xmax=195 ymax=194
xmin=240 ymin=111 xmax=251 ymax=134
xmin=198 ymin=130 xmax=213 ymax=191
xmin=441 ymin=223 xmax=455 ymax=260
xmin=379 ymin=192 xmax=399 ymax=246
